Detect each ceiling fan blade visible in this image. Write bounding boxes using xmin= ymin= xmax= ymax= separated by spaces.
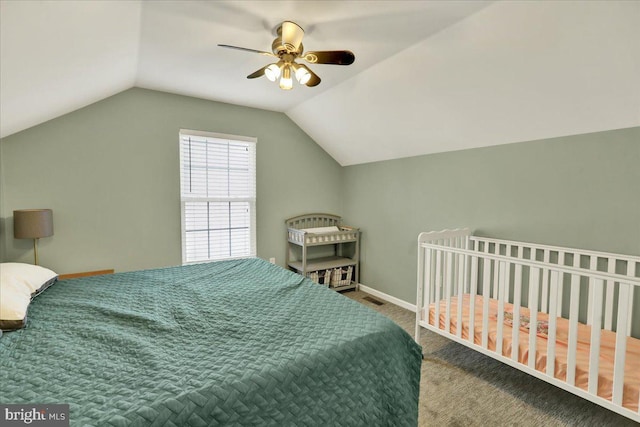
xmin=299 ymin=64 xmax=321 ymax=87
xmin=218 ymin=44 xmax=276 ymax=57
xmin=246 ymin=65 xmax=269 ymax=79
xmin=280 ymin=21 xmax=304 ymax=52
xmin=303 ymin=50 xmax=355 ymax=66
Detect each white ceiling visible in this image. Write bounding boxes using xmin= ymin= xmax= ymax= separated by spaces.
xmin=0 ymin=1 xmax=141 ymax=139
xmin=1 ymin=1 xmax=639 ymax=166
xmin=291 ymin=0 xmax=640 ymax=165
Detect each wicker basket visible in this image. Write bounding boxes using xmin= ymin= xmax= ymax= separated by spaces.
xmin=306 ymin=269 xmax=331 ymax=286
xmin=330 ymin=266 xmax=353 ymax=288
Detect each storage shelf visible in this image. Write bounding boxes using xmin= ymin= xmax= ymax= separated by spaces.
xmin=331 ymin=283 xmax=357 ymax=292
xmin=288 ymin=256 xmax=357 ymax=272
xmin=310 ymin=282 xmax=357 ymax=292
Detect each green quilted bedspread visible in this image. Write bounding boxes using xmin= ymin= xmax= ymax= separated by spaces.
xmin=0 ymin=258 xmax=421 ymax=426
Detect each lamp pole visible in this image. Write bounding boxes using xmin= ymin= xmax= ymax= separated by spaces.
xmin=33 ymin=238 xmax=39 ymax=265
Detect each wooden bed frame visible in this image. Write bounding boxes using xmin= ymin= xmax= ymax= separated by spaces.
xmin=415 ymin=228 xmax=640 ymax=422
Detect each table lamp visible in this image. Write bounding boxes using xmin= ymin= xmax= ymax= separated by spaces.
xmin=14 ymin=209 xmax=54 ymax=265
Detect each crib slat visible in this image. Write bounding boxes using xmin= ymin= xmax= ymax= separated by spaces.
xmin=425 ymin=249 xmax=432 ymax=315
xmin=465 ymin=240 xmax=472 ymax=293
xmin=451 ymin=240 xmax=458 ymax=298
xmin=482 ymin=258 xmax=491 ymax=349
xmin=612 ymin=283 xmax=631 ymax=405
xmin=541 ymin=250 xmax=550 ymax=313
xmin=546 ymin=271 xmax=560 ymax=377
xmin=627 ymin=287 xmax=634 ymax=337
xmin=457 ymin=252 xmax=465 ymax=339
xmin=464 ymin=252 xmax=470 ymax=293
xmin=605 ymin=257 xmax=616 ymax=331
xmin=587 ymin=256 xmax=597 ymax=326
xmin=435 ymin=251 xmax=442 ymax=330
xmin=566 ymin=267 xmax=581 ymax=386
xmin=588 ymin=279 xmax=604 ymax=395
xmin=491 ymin=245 xmax=500 ymax=299
xmin=483 ymin=242 xmax=494 ymax=299
xmin=528 ymin=267 xmax=540 ymax=369
xmin=469 ymin=256 xmax=478 ymax=344
xmin=416 ymin=247 xmax=426 ymax=340
xmin=512 ymin=246 xmax=524 ymax=362
xmin=445 ymin=252 xmax=453 ymax=334
xmin=626 ymin=261 xmax=635 ymax=337
xmin=557 ymin=252 xmax=565 ymax=317
xmin=430 ymin=249 xmax=437 ymax=305
xmin=496 ymin=261 xmax=507 ymax=357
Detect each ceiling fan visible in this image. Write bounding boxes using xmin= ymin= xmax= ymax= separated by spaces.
xmin=218 ymin=21 xmax=355 ymax=90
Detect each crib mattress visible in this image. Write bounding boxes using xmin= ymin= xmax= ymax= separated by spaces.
xmin=428 ymin=294 xmax=640 ymax=411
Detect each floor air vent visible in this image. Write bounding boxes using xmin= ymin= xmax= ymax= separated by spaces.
xmin=363 ymin=296 xmax=384 ymax=306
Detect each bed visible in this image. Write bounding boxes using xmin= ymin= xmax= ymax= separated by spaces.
xmin=415 ymin=228 xmax=640 ymax=423
xmin=1 ymin=258 xmax=422 ymax=426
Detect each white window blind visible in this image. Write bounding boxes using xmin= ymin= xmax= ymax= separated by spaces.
xmin=179 ymin=130 xmax=256 ymax=263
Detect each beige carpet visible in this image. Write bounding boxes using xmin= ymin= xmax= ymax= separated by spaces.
xmin=344 ymin=290 xmax=637 ymax=427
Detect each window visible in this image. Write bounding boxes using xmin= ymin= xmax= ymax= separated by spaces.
xmin=179 ymin=130 xmax=256 ymax=263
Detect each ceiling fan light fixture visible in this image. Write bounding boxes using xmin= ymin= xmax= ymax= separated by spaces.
xmin=294 ymin=65 xmax=311 ymax=85
xmin=219 ymin=20 xmax=355 ymax=90
xmin=264 ymin=63 xmax=280 ymax=82
xmin=279 ymin=65 xmax=293 ymax=90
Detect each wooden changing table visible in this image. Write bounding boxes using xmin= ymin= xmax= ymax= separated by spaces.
xmin=285 ymin=213 xmax=359 ymax=291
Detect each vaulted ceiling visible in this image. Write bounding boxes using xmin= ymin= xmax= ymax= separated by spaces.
xmin=1 ymin=1 xmax=638 ymax=166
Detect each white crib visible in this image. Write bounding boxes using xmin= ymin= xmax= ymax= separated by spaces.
xmin=415 ymin=228 xmax=640 ymax=422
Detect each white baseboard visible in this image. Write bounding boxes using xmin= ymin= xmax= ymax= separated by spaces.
xmin=357 ymin=284 xmax=416 ymax=312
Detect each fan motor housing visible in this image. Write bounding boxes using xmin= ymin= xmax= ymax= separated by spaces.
xmin=272 ymin=38 xmax=302 ymax=56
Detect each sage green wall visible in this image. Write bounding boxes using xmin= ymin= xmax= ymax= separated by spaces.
xmin=0 ymin=140 xmax=6 ymax=262
xmin=2 ymin=89 xmax=638 ymax=307
xmin=0 ymin=88 xmax=343 ymax=274
xmin=342 ymin=127 xmax=640 ymax=304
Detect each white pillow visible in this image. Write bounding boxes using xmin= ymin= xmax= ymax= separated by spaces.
xmin=1 ymin=263 xmax=58 ymax=331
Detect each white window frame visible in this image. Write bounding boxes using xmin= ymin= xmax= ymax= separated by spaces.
xmin=179 ymin=129 xmax=257 ymax=264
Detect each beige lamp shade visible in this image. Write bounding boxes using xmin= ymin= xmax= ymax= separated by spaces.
xmin=14 ymin=209 xmax=54 ymax=239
